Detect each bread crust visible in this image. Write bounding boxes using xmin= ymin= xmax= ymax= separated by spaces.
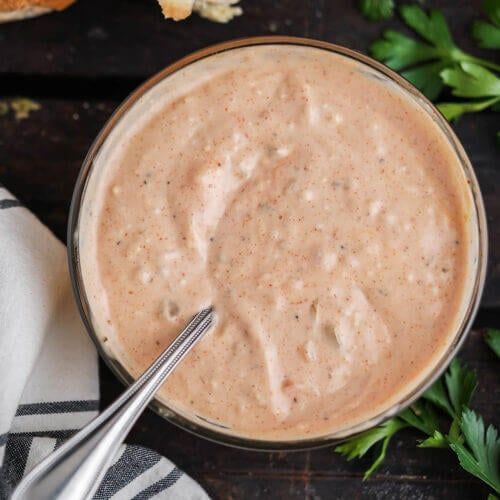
xmin=0 ymin=0 xmax=74 ymax=23
xmin=0 ymin=0 xmax=74 ymax=11
xmin=157 ymin=0 xmax=194 ymax=21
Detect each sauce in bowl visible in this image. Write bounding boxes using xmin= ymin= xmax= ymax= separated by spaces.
xmin=78 ymin=44 xmax=477 ymax=441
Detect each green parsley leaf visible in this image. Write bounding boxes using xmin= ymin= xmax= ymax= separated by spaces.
xmin=371 ymin=30 xmax=443 ymax=71
xmin=419 ymin=359 xmax=477 ymax=443
xmin=402 ymin=62 xmax=448 ymax=101
xmin=437 ymin=97 xmax=500 ymax=121
xmin=483 ymin=0 xmax=500 ymax=26
xmin=359 ymin=0 xmax=394 ymax=22
xmin=445 ymin=359 xmax=477 ymax=416
xmin=370 ymin=5 xmax=500 ymax=99
xmin=441 ymin=62 xmax=500 ymax=98
xmin=472 ymin=0 xmax=500 ymax=48
xmin=399 ymin=401 xmax=441 ymax=435
xmin=449 ymin=409 xmax=500 ymax=494
xmin=400 ymin=5 xmax=455 ymax=49
xmin=335 ymin=360 xmax=480 ymax=481
xmin=418 ymin=430 xmax=448 ymax=449
xmin=370 ymin=30 xmax=447 ymax=100
xmin=422 ymin=375 xmax=455 ymax=418
xmin=485 ymin=329 xmax=500 ymax=358
xmin=472 ymin=20 xmax=500 ymax=49
xmin=437 ymin=63 xmax=500 ymax=120
xmin=335 ymin=418 xmax=407 ymax=479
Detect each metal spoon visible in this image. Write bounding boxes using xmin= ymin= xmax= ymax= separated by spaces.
xmin=12 ymin=306 xmax=215 ymax=500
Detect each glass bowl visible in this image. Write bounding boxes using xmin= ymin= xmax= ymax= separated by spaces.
xmin=68 ymin=36 xmax=488 ymax=451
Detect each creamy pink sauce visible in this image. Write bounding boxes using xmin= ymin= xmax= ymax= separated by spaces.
xmin=80 ymin=45 xmax=472 ymax=440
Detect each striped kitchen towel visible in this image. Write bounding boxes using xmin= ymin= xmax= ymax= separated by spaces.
xmin=0 ymin=186 xmax=209 ymax=500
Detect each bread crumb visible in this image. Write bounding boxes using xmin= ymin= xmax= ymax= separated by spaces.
xmin=157 ymin=0 xmax=242 ymax=22
xmin=0 ymin=98 xmax=41 ymax=120
xmin=194 ymin=0 xmax=242 ymax=23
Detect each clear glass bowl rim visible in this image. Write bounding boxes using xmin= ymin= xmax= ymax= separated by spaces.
xmin=67 ymin=36 xmax=488 ymax=452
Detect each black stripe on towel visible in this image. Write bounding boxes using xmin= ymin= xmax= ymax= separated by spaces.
xmin=0 ymin=199 xmax=22 ymax=209
xmin=11 ymin=429 xmax=77 ymax=441
xmin=0 ymin=433 xmax=8 ymax=446
xmin=16 ymin=400 xmax=99 ymax=416
xmin=54 ymin=437 xmax=66 ymax=450
xmin=93 ymin=445 xmax=162 ymax=500
xmin=132 ymin=467 xmax=182 ymax=500
xmin=2 ymin=435 xmax=33 ymax=487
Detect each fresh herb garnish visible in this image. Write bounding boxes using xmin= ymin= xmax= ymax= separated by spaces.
xmin=369 ymin=3 xmax=500 ymax=139
xmin=335 ymin=359 xmax=500 ymax=495
xmin=437 ymin=97 xmax=500 ymax=121
xmin=370 ymin=5 xmax=500 ymax=102
xmin=436 ymin=62 xmax=500 ymax=120
xmin=430 ymin=357 xmax=477 ymax=417
xmin=473 ymin=0 xmax=500 ymax=49
xmin=335 ymin=417 xmax=408 ymax=479
xmin=359 ymin=0 xmax=395 ymax=22
xmin=450 ymin=408 xmax=500 ymax=494
xmin=485 ymin=329 xmax=500 ymax=358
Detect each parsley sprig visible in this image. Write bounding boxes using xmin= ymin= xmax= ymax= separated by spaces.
xmin=335 ymin=344 xmax=500 ymax=496
xmin=437 ymin=60 xmax=500 ymax=120
xmin=359 ymin=0 xmax=395 ymax=22
xmin=370 ymin=4 xmax=500 ymax=101
xmin=450 ymin=409 xmax=500 ymax=494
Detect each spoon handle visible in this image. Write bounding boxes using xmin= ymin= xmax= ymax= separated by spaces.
xmin=12 ymin=307 xmax=215 ymax=500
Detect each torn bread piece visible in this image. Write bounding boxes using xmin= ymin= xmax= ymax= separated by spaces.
xmin=157 ymin=0 xmax=242 ymax=23
xmin=0 ymin=0 xmax=74 ymax=22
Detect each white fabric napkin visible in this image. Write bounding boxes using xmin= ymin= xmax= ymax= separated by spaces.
xmin=0 ymin=186 xmax=209 ymax=499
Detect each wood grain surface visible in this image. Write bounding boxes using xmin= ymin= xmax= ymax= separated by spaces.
xmin=0 ymin=1 xmax=498 ymax=498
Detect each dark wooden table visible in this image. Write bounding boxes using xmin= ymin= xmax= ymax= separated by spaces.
xmin=1 ymin=1 xmax=498 ymax=498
